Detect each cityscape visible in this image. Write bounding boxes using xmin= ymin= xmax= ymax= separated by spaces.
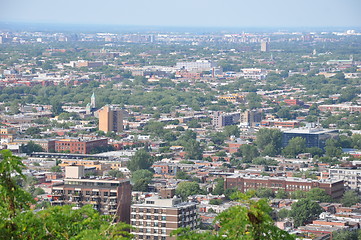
xmin=0 ymin=1 xmax=361 ymax=240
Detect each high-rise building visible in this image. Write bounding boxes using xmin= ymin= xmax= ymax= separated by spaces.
xmin=98 ymin=105 xmax=123 ymax=133
xmin=261 ymin=40 xmax=269 ymax=52
xmin=51 ymin=166 xmax=132 ymax=223
xmin=131 ymin=196 xmax=198 ymax=240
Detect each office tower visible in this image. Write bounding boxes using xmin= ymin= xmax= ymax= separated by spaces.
xmin=131 ymin=196 xmax=198 ymax=240
xmin=98 ymin=105 xmax=123 ymax=133
xmin=51 ymin=166 xmax=132 ymax=223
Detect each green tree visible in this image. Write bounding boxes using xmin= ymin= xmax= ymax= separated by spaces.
xmin=50 ymin=165 xmax=62 ymax=172
xmin=256 ymin=129 xmax=282 ymax=156
xmin=332 ymin=229 xmax=358 ymax=240
xmin=341 ymin=190 xmax=360 ymax=207
xmin=277 ymin=208 xmax=290 ymax=220
xmin=212 ymin=178 xmax=225 ymax=195
xmin=255 ymin=188 xmax=275 ymax=199
xmin=107 ymin=169 xmax=124 ymax=178
xmin=175 ymin=181 xmax=205 ymax=200
xmin=184 ymin=139 xmax=203 ymax=160
xmin=325 ymin=138 xmax=343 ymax=158
xmin=290 ymin=199 xmax=323 ymax=227
xmin=127 ymin=149 xmax=153 ymax=172
xmin=172 ymin=192 xmax=295 ymax=240
xmin=306 ymin=188 xmax=332 ymax=202
xmin=238 ymin=144 xmax=260 ymax=163
xmin=275 ymin=189 xmax=289 ymax=199
xmin=223 ymin=125 xmax=240 ymax=138
xmin=282 ymin=137 xmax=306 ymax=158
xmin=20 ymin=141 xmax=44 ymax=154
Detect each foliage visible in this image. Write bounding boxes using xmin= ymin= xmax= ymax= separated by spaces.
xmin=127 ymin=149 xmax=153 ymax=172
xmin=50 ymin=165 xmax=62 ymax=172
xmin=289 ymin=199 xmax=323 ymax=227
xmin=175 ymin=181 xmax=205 ymax=200
xmin=256 ymin=129 xmax=282 ymax=156
xmin=212 ymin=178 xmax=225 ymax=195
xmin=237 ymin=144 xmax=260 ymax=163
xmin=252 ymin=157 xmax=278 ymax=166
xmin=107 ymin=169 xmax=125 ymax=178
xmin=282 ymin=137 xmax=306 ymax=158
xmin=223 ymin=125 xmax=240 ymax=138
xmin=341 ymin=190 xmax=360 ymax=207
xmin=131 ymin=169 xmax=153 ymax=191
xmin=20 ymin=141 xmax=44 ymax=154
xmin=254 ymin=188 xmax=275 ymax=199
xmin=184 ymin=139 xmax=203 ymax=160
xmin=277 ymin=208 xmax=290 ymax=220
xmin=305 ymin=188 xmax=332 ymax=202
xmin=332 ymin=229 xmax=360 ymax=240
xmin=172 ymin=191 xmax=295 ymax=240
xmin=209 ymin=199 xmax=223 ymax=205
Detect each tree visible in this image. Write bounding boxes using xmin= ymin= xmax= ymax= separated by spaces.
xmin=51 ymin=101 xmax=63 ymax=116
xmin=107 ymin=169 xmax=124 ymax=178
xmin=238 ymin=144 xmax=259 ymax=163
xmin=20 ymin=141 xmax=44 ymax=154
xmin=290 ymin=199 xmax=323 ymax=227
xmin=256 ymin=129 xmax=282 ymax=156
xmin=223 ymin=125 xmax=240 ymax=138
xmin=255 ymin=188 xmax=275 ymax=199
xmin=210 ymin=132 xmax=227 ymax=145
xmin=325 ymin=138 xmax=343 ymax=158
xmin=306 ymin=188 xmax=332 ymax=202
xmin=209 ymin=199 xmax=223 ymax=205
xmin=0 ymin=150 xmax=133 ymax=240
xmin=275 ymin=189 xmax=289 ymax=199
xmin=282 ymin=137 xmax=306 ymax=158
xmin=131 ymin=169 xmax=153 ymax=183
xmin=175 ymin=181 xmax=205 ymax=200
xmin=212 ymin=178 xmax=225 ymax=195
xmin=172 ymin=192 xmax=295 ymax=240
xmin=25 ymin=127 xmax=41 ymax=136
xmin=341 ymin=190 xmax=360 ymax=207
xmin=277 ymin=208 xmax=290 ymax=220
xmin=184 ymin=139 xmax=203 ymax=160
xmin=50 ymin=165 xmax=62 ymax=172
xmin=127 ymin=149 xmax=153 ymax=172
xmin=332 ymin=229 xmax=358 ymax=240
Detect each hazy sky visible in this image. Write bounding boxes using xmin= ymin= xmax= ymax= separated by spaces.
xmin=1 ymin=0 xmax=360 ymax=28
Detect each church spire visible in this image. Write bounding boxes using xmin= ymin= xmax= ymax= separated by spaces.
xmin=91 ymin=92 xmax=96 ymax=108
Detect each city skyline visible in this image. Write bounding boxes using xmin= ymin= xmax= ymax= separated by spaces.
xmin=1 ymin=0 xmax=361 ymax=29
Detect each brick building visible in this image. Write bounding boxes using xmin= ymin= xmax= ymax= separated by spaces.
xmin=54 ymin=138 xmax=108 ymax=154
xmin=225 ymin=174 xmax=344 ymax=199
xmin=131 ymin=196 xmax=198 ymax=240
xmin=51 ymin=166 xmax=131 ymax=223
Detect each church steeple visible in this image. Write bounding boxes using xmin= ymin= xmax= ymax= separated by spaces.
xmin=91 ymin=92 xmax=96 ymax=108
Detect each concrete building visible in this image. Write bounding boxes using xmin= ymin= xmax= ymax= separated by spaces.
xmin=176 ymin=60 xmax=217 ymax=72
xmin=51 ymin=166 xmax=132 ymax=223
xmin=281 ymin=128 xmax=338 ymax=149
xmin=225 ymin=174 xmax=344 ymax=199
xmin=240 ymin=110 xmax=263 ymax=127
xmin=212 ymin=112 xmax=240 ymax=128
xmin=329 ymin=168 xmax=361 ymax=192
xmin=98 ymin=105 xmax=123 ymax=133
xmin=261 ymin=40 xmax=269 ymax=52
xmin=131 ymin=196 xmax=198 ymax=240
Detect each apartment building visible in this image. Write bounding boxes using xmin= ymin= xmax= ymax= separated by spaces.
xmin=131 ymin=196 xmax=198 ymax=240
xmin=98 ymin=105 xmax=123 ymax=133
xmin=329 ymin=168 xmax=361 ymax=192
xmin=225 ymin=174 xmax=344 ymax=199
xmin=51 ymin=166 xmax=131 ymax=223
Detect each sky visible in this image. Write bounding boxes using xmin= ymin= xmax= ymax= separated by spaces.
xmin=1 ymin=0 xmax=361 ymax=29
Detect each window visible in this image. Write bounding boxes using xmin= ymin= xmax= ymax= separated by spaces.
xmin=161 ymin=216 xmax=166 ymax=220
xmin=154 ymin=216 xmax=158 ymax=220
xmin=161 ymin=223 xmax=166 ymax=227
